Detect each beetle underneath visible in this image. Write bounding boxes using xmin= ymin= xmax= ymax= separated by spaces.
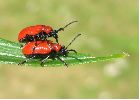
xmin=18 ymin=34 xmax=81 ymax=67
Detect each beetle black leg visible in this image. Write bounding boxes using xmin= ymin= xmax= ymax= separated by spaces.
xmin=55 ymin=37 xmax=58 ymax=43
xmin=53 ymin=34 xmax=59 ymax=43
xmin=19 ymin=43 xmax=24 ymax=48
xmin=57 ymin=56 xmax=68 ymax=67
xmin=18 ymin=55 xmax=36 ymax=65
xmin=67 ymin=49 xmax=77 ymax=54
xmin=18 ymin=60 xmax=27 ymax=65
xmin=40 ymin=55 xmax=50 ymax=67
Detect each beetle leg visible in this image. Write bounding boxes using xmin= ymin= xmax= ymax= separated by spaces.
xmin=19 ymin=43 xmax=24 ymax=48
xmin=56 ymin=56 xmax=68 ymax=67
xmin=40 ymin=55 xmax=50 ymax=67
xmin=55 ymin=37 xmax=58 ymax=43
xmin=18 ymin=55 xmax=36 ymax=65
xmin=53 ymin=34 xmax=59 ymax=43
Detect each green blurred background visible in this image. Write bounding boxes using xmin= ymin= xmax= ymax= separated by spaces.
xmin=0 ymin=0 xmax=138 ymax=98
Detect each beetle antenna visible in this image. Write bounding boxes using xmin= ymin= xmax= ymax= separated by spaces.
xmin=56 ymin=21 xmax=78 ymax=32
xmin=63 ymin=20 xmax=78 ymax=29
xmin=65 ymin=33 xmax=81 ymax=49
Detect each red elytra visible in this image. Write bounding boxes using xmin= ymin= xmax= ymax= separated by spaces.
xmin=22 ymin=40 xmax=62 ymax=55
xmin=18 ymin=25 xmax=53 ymax=43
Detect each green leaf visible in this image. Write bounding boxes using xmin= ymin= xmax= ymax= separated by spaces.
xmin=0 ymin=38 xmax=129 ymax=67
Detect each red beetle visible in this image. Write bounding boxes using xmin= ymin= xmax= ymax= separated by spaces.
xmin=18 ymin=21 xmax=78 ymax=43
xmin=18 ymin=34 xmax=81 ymax=67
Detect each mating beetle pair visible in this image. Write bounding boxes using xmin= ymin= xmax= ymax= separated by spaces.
xmin=18 ymin=21 xmax=81 ymax=67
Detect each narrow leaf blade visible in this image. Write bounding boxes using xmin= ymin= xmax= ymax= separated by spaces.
xmin=0 ymin=38 xmax=129 ymax=67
